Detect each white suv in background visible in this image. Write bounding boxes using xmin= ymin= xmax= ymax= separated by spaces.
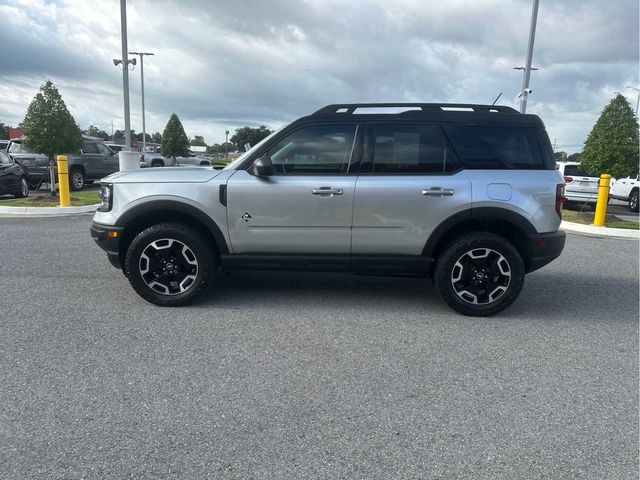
xmin=556 ymin=161 xmax=599 ymax=210
xmin=610 ymin=175 xmax=639 ymax=212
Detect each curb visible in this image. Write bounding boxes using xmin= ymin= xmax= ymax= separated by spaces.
xmin=561 ymin=220 xmax=639 ymax=239
xmin=0 ymin=204 xmax=98 ymax=217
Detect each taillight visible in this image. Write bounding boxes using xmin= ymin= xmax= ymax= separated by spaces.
xmin=563 ymin=176 xmax=573 ymax=183
xmin=139 ymin=154 xmax=145 ymax=161
xmin=556 ymin=184 xmax=566 ymax=217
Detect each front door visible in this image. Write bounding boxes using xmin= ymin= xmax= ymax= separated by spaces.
xmin=227 ymin=123 xmax=359 ymax=255
xmin=97 ymin=143 xmax=119 ymax=176
xmin=352 ymin=123 xmax=472 ymax=256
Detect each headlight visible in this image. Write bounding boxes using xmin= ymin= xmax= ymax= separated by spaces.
xmin=97 ymin=184 xmax=113 ymax=212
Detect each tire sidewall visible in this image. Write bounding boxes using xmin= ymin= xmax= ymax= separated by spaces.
xmin=15 ymin=177 xmax=29 ymax=198
xmin=434 ymin=232 xmax=525 ymax=317
xmin=630 ymin=191 xmax=639 ymax=212
xmin=125 ymin=223 xmax=215 ymax=306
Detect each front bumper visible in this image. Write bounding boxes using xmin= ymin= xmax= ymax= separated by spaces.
xmin=526 ymin=230 xmax=566 ymax=273
xmin=90 ymin=222 xmax=124 ymax=269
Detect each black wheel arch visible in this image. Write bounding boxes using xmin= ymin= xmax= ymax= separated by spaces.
xmin=115 ymin=201 xmax=229 ymax=270
xmin=423 ymin=207 xmax=538 ymax=274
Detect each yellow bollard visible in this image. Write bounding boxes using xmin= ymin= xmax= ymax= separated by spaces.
xmin=593 ymin=174 xmax=611 ymax=227
xmin=57 ymin=155 xmax=71 ymax=207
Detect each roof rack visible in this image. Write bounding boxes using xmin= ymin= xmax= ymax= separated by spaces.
xmin=312 ymin=103 xmax=519 ymax=115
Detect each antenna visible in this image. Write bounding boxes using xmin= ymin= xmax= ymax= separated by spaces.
xmin=491 ymin=92 xmax=502 ymax=105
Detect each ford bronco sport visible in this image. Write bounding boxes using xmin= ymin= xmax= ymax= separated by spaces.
xmin=91 ymin=103 xmax=566 ymax=316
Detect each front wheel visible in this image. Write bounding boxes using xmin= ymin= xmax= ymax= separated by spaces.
xmin=434 ymin=232 xmax=525 ymax=316
xmin=629 ymin=190 xmax=639 ymax=212
xmin=124 ymin=222 xmax=216 ymax=306
xmin=14 ymin=176 xmax=29 ymax=198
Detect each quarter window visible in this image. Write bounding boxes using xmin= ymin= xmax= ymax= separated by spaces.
xmin=370 ymin=124 xmax=452 ymax=174
xmin=266 ymin=124 xmax=356 ymax=174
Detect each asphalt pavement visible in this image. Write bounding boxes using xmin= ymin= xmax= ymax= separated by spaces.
xmin=0 ymin=216 xmax=638 ymax=479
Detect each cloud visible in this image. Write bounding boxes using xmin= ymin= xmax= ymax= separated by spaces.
xmin=0 ymin=0 xmax=637 ymax=150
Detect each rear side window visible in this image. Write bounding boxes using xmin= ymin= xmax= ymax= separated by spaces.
xmin=444 ymin=124 xmax=546 ymax=169
xmin=368 ymin=124 xmax=454 ymax=174
xmin=82 ymin=142 xmax=99 ymax=154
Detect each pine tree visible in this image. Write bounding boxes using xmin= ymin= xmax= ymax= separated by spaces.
xmin=580 ymin=94 xmax=640 ymax=179
xmin=160 ymin=113 xmax=190 ymax=163
xmin=21 ymin=80 xmax=83 ymax=194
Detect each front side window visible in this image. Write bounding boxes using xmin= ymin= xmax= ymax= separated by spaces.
xmin=369 ymin=124 xmax=452 ymax=174
xmin=265 ymin=124 xmax=356 ymax=174
xmin=0 ymin=151 xmax=13 ymax=165
xmin=97 ymin=143 xmax=113 ymax=155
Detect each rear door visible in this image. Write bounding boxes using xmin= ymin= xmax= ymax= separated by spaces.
xmin=352 ymin=123 xmax=472 ymax=257
xmin=226 ymin=123 xmax=359 ymax=255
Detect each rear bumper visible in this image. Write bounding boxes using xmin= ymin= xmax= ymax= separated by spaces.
xmin=526 ymin=230 xmax=566 ymax=273
xmin=565 ymin=190 xmax=598 ymax=203
xmin=90 ymin=222 xmax=124 ymax=269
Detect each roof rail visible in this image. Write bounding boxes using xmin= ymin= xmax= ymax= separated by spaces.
xmin=312 ymin=103 xmax=519 ymax=115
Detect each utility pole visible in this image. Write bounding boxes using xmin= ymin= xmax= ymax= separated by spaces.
xmin=625 ymin=86 xmax=640 ymax=118
xmin=130 ymin=52 xmax=154 ymax=154
xmin=225 ymin=130 xmax=229 ymax=160
xmin=119 ymin=0 xmax=131 ymax=150
xmin=519 ymin=0 xmax=540 ymax=114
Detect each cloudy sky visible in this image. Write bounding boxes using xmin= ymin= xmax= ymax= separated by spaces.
xmin=0 ymin=0 xmax=638 ymax=151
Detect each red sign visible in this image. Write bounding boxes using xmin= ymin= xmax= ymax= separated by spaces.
xmin=8 ymin=127 xmax=23 ymax=139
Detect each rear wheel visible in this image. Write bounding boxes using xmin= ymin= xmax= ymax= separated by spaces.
xmin=434 ymin=232 xmax=525 ymax=316
xmin=629 ymin=190 xmax=639 ymax=212
xmin=70 ymin=168 xmax=85 ymax=191
xmin=14 ymin=176 xmax=29 ymax=198
xmin=125 ymin=222 xmax=215 ymax=306
xmin=151 ymin=159 xmax=164 ymax=168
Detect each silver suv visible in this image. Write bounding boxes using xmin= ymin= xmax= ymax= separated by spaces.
xmin=91 ymin=103 xmax=566 ymax=316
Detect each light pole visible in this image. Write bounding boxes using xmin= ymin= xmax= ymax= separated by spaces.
xmin=518 ymin=0 xmax=540 ymax=114
xmin=625 ymin=86 xmax=640 ymax=118
xmin=225 ymin=130 xmax=229 ymax=160
xmin=119 ymin=0 xmax=131 ymax=150
xmin=129 ymin=52 xmax=154 ymax=154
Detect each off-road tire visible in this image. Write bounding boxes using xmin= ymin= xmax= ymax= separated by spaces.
xmin=125 ymin=222 xmax=215 ymax=306
xmin=434 ymin=231 xmax=525 ymax=317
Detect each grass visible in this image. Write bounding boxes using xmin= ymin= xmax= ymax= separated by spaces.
xmin=562 ymin=209 xmax=639 ymax=230
xmin=0 ymin=188 xmax=99 ymax=207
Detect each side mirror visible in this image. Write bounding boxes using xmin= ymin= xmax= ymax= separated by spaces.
xmin=251 ymin=156 xmax=274 ymax=177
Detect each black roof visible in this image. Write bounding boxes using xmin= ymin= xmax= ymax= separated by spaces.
xmin=300 ymin=103 xmax=544 ymax=127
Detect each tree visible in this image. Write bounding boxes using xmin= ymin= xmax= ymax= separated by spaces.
xmin=580 ymin=94 xmax=640 ymax=178
xmin=21 ymin=80 xmax=83 ymax=194
xmin=0 ymin=122 xmax=9 ymax=139
xmin=230 ymin=126 xmax=272 ymax=151
xmin=83 ymin=125 xmax=110 ymax=140
xmin=160 ymin=113 xmax=190 ymax=163
xmin=567 ymin=152 xmax=581 ymax=163
xmin=151 ymin=132 xmax=162 ymax=144
xmin=113 ymin=130 xmax=125 ymax=144
xmin=190 ymin=135 xmax=206 ymax=147
xmin=553 ymin=151 xmax=567 ymax=163
xmin=135 ymin=132 xmax=152 ymax=143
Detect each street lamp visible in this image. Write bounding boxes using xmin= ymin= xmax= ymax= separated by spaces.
xmin=624 ymin=86 xmax=640 ymax=118
xmin=225 ymin=130 xmax=229 ymax=160
xmin=118 ymin=0 xmax=131 ymax=150
xmin=129 ymin=52 xmax=155 ymax=154
xmin=518 ymin=0 xmax=540 ymax=114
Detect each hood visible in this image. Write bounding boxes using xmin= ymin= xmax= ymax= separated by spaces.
xmin=103 ymin=166 xmax=224 ymax=184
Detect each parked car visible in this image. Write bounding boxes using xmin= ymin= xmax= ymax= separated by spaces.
xmin=0 ymin=150 xmax=29 ymax=198
xmin=0 ymin=140 xmax=9 ymax=151
xmin=7 ymin=139 xmax=49 ymax=188
xmin=556 ymin=161 xmax=599 ymax=210
xmin=105 ymin=143 xmax=126 ymax=153
xmin=140 ymin=147 xmax=211 ymax=167
xmin=91 ymin=102 xmax=566 ymax=317
xmin=7 ymin=137 xmax=118 ymax=190
xmin=609 ymin=175 xmax=639 ymax=212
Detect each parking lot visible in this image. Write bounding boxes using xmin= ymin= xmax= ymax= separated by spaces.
xmin=0 ymin=215 xmax=638 ymax=479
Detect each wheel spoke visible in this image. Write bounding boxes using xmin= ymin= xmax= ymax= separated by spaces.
xmin=139 ymin=238 xmax=199 ymax=296
xmin=451 ymin=248 xmax=511 ymax=306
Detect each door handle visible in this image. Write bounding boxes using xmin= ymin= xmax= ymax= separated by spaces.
xmin=421 ymin=187 xmax=454 ymax=197
xmin=312 ymin=187 xmax=343 ymax=196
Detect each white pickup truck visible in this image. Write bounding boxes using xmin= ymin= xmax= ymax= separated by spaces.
xmin=610 ymin=175 xmax=639 ymax=212
xmin=140 ymin=147 xmax=211 ymax=168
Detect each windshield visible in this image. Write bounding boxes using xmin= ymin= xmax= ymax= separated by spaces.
xmin=224 ymin=125 xmax=286 ymax=170
xmin=8 ymin=142 xmax=31 ymax=154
